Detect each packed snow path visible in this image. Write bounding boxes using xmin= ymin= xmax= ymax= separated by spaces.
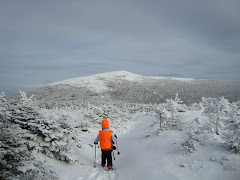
xmin=114 ymin=114 xmax=184 ymax=180
xmin=53 ymin=111 xmax=240 ymax=180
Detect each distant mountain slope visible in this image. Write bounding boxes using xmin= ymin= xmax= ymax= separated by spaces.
xmin=9 ymin=71 xmax=240 ymax=106
xmin=50 ymin=71 xmax=148 ymax=92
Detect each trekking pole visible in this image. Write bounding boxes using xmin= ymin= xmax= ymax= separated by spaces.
xmin=116 ymin=140 xmax=120 ymax=155
xmin=114 ymin=134 xmax=120 ymax=155
xmin=94 ymin=144 xmax=96 ymax=167
xmin=112 ymin=150 xmax=116 ymax=160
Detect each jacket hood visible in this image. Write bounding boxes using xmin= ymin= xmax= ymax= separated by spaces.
xmin=102 ymin=118 xmax=109 ymax=129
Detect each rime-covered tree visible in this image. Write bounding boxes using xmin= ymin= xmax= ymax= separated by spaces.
xmin=202 ymin=97 xmax=231 ymax=135
xmin=155 ymin=103 xmax=168 ymax=131
xmin=164 ymin=94 xmax=186 ymax=129
xmin=181 ymin=117 xmax=210 ymax=154
xmin=0 ymin=92 xmax=10 ymax=118
xmin=224 ymin=101 xmax=240 ymax=153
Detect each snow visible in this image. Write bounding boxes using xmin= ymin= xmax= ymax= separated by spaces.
xmin=51 ymin=71 xmax=195 ymax=93
xmin=170 ymin=77 xmax=195 ymax=82
xmin=149 ymin=76 xmax=195 ymax=83
xmin=45 ymin=111 xmax=240 ymax=180
xmin=51 ymin=71 xmax=145 ymax=92
xmin=2 ymin=72 xmax=240 ymax=180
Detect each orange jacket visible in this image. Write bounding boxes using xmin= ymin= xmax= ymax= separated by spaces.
xmin=98 ymin=130 xmax=113 ymax=150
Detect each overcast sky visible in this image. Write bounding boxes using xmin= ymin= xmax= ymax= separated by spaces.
xmin=1 ymin=0 xmax=240 ymax=94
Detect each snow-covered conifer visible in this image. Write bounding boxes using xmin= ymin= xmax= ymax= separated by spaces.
xmin=19 ymin=90 xmax=38 ymax=109
xmin=181 ymin=117 xmax=209 ymax=154
xmin=224 ymin=101 xmax=240 ymax=153
xmin=0 ymin=92 xmax=9 ymax=117
xmin=202 ymin=97 xmax=231 ymax=135
xmin=155 ymin=103 xmax=167 ymax=131
xmin=164 ymin=94 xmax=186 ymax=129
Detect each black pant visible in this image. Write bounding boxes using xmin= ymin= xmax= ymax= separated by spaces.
xmin=101 ymin=150 xmax=112 ymax=167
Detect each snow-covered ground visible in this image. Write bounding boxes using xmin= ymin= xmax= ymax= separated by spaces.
xmin=51 ymin=71 xmax=145 ymax=93
xmin=45 ymin=110 xmax=240 ymax=180
xmin=51 ymin=71 xmax=195 ymax=93
xmin=1 ymin=71 xmax=240 ymax=180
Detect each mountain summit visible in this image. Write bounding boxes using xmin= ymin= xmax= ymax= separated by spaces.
xmin=50 ymin=71 xmax=194 ymax=93
xmin=51 ymin=71 xmax=146 ymax=92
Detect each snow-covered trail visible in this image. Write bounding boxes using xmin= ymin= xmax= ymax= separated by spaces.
xmin=78 ymin=113 xmax=184 ymax=180
xmin=82 ymin=111 xmax=240 ymax=180
xmin=53 ymin=111 xmax=240 ymax=180
xmin=114 ymin=114 xmax=185 ymax=180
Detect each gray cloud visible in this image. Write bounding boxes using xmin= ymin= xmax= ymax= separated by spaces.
xmin=1 ymin=0 xmax=240 ymax=94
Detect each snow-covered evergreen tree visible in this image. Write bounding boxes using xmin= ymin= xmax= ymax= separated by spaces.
xmin=202 ymin=97 xmax=231 ymax=135
xmin=155 ymin=103 xmax=168 ymax=131
xmin=224 ymin=101 xmax=240 ymax=153
xmin=0 ymin=92 xmax=9 ymax=118
xmin=181 ymin=117 xmax=210 ymax=154
xmin=0 ymin=92 xmax=53 ymax=179
xmin=1 ymin=91 xmax=79 ymax=179
xmin=164 ymin=94 xmax=186 ymax=130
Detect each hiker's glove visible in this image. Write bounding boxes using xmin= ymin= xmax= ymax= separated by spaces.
xmin=114 ymin=134 xmax=117 ymax=139
xmin=113 ymin=146 xmax=116 ymax=150
xmin=94 ymin=142 xmax=98 ymax=144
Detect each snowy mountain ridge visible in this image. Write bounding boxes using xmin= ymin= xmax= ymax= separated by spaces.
xmin=50 ymin=71 xmax=194 ymax=93
xmin=21 ymin=70 xmax=240 ymax=108
xmin=51 ymin=71 xmax=145 ymax=92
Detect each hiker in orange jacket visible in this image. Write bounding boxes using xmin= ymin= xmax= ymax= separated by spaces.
xmin=94 ymin=118 xmax=117 ymax=170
